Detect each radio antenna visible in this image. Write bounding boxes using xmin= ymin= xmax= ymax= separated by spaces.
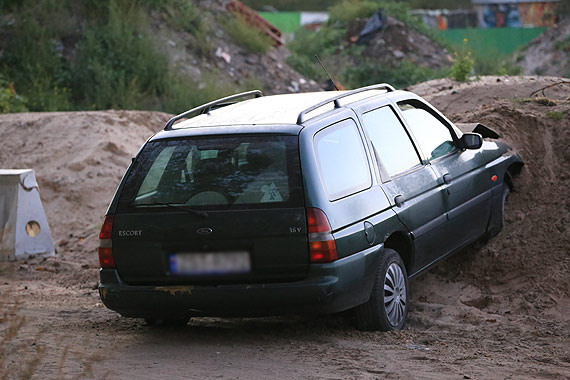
xmin=315 ymin=55 xmax=342 ymax=91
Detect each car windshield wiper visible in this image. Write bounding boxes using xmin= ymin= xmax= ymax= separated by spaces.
xmin=130 ymin=202 xmax=208 ymax=218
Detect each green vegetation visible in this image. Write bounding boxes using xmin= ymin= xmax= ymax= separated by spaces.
xmin=287 ymin=0 xmax=533 ymax=88
xmin=222 ymin=14 xmax=273 ymax=53
xmin=287 ymin=27 xmax=344 ymax=81
xmin=450 ymin=39 xmax=474 ymax=81
xmin=554 ymin=36 xmax=570 ymax=51
xmin=0 ymin=75 xmax=28 ymax=113
xmin=288 ymin=0 xmax=451 ymax=89
xmin=546 ymin=111 xmax=564 ymax=120
xmin=0 ymin=0 xmax=237 ymax=114
xmin=345 ymin=60 xmax=444 ymax=89
xmin=329 ymin=0 xmax=381 ymax=23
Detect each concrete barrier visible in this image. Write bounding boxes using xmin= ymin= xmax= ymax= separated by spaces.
xmin=0 ymin=169 xmax=55 ymax=261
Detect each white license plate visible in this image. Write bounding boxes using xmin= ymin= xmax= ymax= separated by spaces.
xmin=169 ymin=251 xmax=251 ymax=275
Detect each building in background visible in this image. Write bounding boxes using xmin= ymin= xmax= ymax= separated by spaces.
xmin=472 ymin=0 xmax=559 ymax=27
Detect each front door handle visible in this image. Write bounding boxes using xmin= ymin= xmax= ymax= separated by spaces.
xmin=394 ymin=195 xmax=405 ymax=207
xmin=443 ymin=173 xmax=452 ymax=184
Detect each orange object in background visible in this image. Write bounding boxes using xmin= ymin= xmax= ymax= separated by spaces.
xmin=436 ymin=14 xmax=448 ymax=30
xmin=226 ymin=0 xmax=283 ymax=46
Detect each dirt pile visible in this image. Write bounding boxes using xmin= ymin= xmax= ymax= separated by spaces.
xmin=409 ymin=75 xmax=570 ymax=323
xmin=0 ymin=111 xmax=169 ymax=286
xmin=345 ymin=15 xmax=452 ymax=69
xmin=516 ymin=17 xmax=570 ymax=77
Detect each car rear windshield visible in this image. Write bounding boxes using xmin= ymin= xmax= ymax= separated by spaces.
xmin=116 ymin=135 xmax=303 ymax=211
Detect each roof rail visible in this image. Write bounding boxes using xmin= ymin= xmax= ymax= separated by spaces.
xmin=296 ymin=83 xmax=395 ymax=125
xmin=164 ymin=90 xmax=263 ymax=130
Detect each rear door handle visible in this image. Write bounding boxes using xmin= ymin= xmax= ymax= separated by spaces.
xmin=443 ymin=173 xmax=452 ymax=184
xmin=394 ymin=195 xmax=405 ymax=207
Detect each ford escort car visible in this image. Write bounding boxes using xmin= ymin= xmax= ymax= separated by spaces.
xmin=98 ymin=84 xmax=523 ymax=331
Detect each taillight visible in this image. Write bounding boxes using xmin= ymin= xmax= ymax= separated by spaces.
xmin=98 ymin=215 xmax=115 ymax=268
xmin=306 ymin=208 xmax=338 ymax=263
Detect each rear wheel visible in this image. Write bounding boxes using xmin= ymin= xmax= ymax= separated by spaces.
xmin=355 ymin=249 xmax=408 ymax=331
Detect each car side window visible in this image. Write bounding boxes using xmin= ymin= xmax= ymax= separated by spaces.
xmin=398 ymin=102 xmax=456 ymax=161
xmin=361 ymin=106 xmax=422 ymax=178
xmin=315 ymin=119 xmax=372 ymax=200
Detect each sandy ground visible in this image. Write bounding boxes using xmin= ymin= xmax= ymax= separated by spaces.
xmin=1 ymin=76 xmax=569 ymax=379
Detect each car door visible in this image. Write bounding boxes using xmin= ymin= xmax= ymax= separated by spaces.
xmin=353 ymin=100 xmax=451 ymax=274
xmin=396 ymin=100 xmax=494 ymax=253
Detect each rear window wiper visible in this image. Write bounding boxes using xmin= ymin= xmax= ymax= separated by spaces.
xmin=130 ymin=202 xmax=208 ymax=218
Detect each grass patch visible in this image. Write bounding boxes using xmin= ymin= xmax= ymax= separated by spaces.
xmin=223 ymin=14 xmax=273 ymax=54
xmin=514 ymin=97 xmax=558 ymax=106
xmin=329 ymin=0 xmax=379 ymax=23
xmin=554 ymin=36 xmax=570 ymax=51
xmin=0 ymin=75 xmax=28 ymax=113
xmin=546 ymin=111 xmax=565 ymax=120
xmin=161 ymin=73 xmax=239 ymax=115
xmin=150 ymin=0 xmax=203 ymax=34
xmin=71 ymin=1 xmax=169 ymax=110
xmin=0 ymin=0 xmax=229 ymax=113
xmin=287 ymin=27 xmax=345 ymax=81
xmin=0 ymin=0 xmax=74 ymax=111
xmin=344 ymin=59 xmax=446 ymax=89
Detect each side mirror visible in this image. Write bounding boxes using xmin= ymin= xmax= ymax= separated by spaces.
xmin=460 ymin=133 xmax=482 ymax=150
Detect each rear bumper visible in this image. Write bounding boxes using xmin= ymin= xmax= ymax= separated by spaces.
xmin=99 ymin=244 xmax=383 ymax=318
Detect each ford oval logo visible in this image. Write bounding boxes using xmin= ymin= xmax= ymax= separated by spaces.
xmin=196 ymin=227 xmax=213 ymax=235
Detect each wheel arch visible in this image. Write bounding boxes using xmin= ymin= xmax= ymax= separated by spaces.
xmin=505 ymin=160 xmax=524 ymax=190
xmin=383 ymin=231 xmax=414 ymax=275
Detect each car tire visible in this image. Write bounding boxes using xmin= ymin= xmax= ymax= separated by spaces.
xmin=144 ymin=317 xmax=190 ymax=327
xmin=483 ymin=182 xmax=511 ymax=242
xmin=500 ymin=182 xmax=510 ymax=227
xmin=355 ymin=248 xmax=408 ymax=331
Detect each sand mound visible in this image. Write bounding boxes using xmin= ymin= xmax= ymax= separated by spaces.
xmin=0 ymin=110 xmax=170 ymax=285
xmin=345 ymin=15 xmax=452 ymax=69
xmin=409 ymin=76 xmax=570 ymax=325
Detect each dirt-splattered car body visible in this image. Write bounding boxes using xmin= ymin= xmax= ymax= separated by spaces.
xmin=98 ymin=84 xmax=523 ymax=330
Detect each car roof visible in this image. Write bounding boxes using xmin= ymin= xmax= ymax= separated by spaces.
xmin=168 ymin=89 xmax=392 ymax=130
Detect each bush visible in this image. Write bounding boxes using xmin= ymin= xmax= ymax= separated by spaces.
xmin=344 ymin=59 xmax=444 ymax=89
xmin=287 ymin=27 xmax=345 ymax=81
xmin=0 ymin=0 xmax=73 ymax=111
xmin=141 ymin=0 xmax=204 ymax=35
xmin=160 ymin=73 xmax=239 ymax=115
xmin=70 ymin=1 xmax=169 ymax=110
xmin=450 ymin=38 xmax=474 ymax=81
xmin=546 ymin=111 xmax=564 ymax=120
xmin=329 ymin=0 xmax=379 ymax=23
xmin=223 ymin=14 xmax=273 ymax=54
xmin=0 ymin=76 xmax=28 ymax=113
xmin=0 ymin=0 xmax=225 ymax=112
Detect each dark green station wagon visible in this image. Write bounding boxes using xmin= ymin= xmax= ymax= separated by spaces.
xmin=98 ymin=84 xmax=523 ymax=330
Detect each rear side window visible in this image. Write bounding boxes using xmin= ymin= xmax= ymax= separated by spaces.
xmin=361 ymin=106 xmax=421 ymax=177
xmin=117 ymin=135 xmax=303 ymax=211
xmin=314 ymin=119 xmax=371 ymax=200
xmin=398 ymin=102 xmax=456 ymax=161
